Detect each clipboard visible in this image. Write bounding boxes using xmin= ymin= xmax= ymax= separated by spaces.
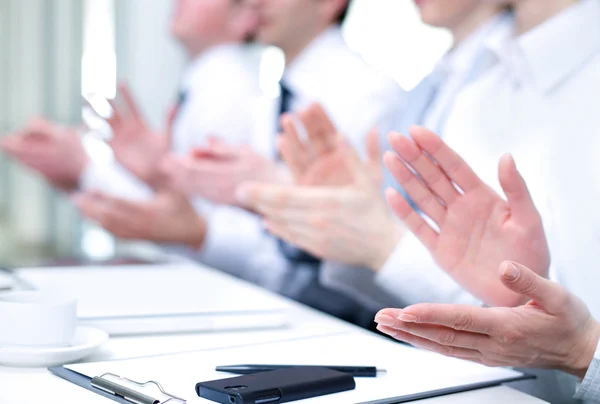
xmin=49 ymin=364 xmax=534 ymax=404
xmin=50 ymin=366 xmax=187 ymax=404
xmin=49 ymin=332 xmax=536 ymax=403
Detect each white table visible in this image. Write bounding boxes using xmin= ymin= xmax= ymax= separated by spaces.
xmin=0 ymin=264 xmax=547 ymax=404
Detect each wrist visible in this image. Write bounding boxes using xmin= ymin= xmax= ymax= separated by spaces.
xmin=368 ymin=222 xmax=405 ymax=272
xmin=183 ymin=214 xmax=207 ymax=251
xmin=567 ymin=320 xmax=600 ymax=379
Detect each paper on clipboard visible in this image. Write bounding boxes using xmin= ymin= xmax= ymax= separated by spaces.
xmin=61 ymin=331 xmax=528 ymax=403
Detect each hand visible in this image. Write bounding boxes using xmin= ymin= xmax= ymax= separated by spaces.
xmin=237 ymin=136 xmax=403 ymax=271
xmin=74 ymin=191 xmax=206 ymax=249
xmin=375 ymin=261 xmax=600 ymax=379
xmin=278 ymin=103 xmax=382 ymax=186
xmin=106 ymin=83 xmax=173 ymax=187
xmin=384 ymin=126 xmax=550 ymax=307
xmin=1 ymin=118 xmax=88 ymax=191
xmin=160 ymin=138 xmax=288 ymax=206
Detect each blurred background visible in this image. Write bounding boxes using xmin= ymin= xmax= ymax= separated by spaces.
xmin=0 ymin=0 xmax=451 ymax=266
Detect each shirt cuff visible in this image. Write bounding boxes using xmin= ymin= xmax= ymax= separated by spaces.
xmin=375 ymin=232 xmax=482 ymax=306
xmin=574 ymin=339 xmax=600 ymax=401
xmin=79 ymin=161 xmax=153 ymax=200
xmin=197 ymin=205 xmax=290 ymax=292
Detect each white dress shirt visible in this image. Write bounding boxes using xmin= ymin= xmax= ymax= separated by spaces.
xmin=200 ymin=26 xmax=405 ymax=295
xmin=575 ymin=339 xmax=600 ymax=403
xmin=79 ymin=43 xmax=262 ymax=201
xmin=324 ymin=15 xmax=511 ymax=308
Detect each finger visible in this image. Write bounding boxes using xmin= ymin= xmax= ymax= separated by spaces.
xmin=377 ymin=303 xmax=500 ymax=335
xmin=498 ymin=154 xmax=540 ymax=225
xmin=375 ymin=325 xmax=483 ymax=362
xmin=385 ymin=187 xmax=438 ymax=252
xmin=302 ymin=103 xmax=337 ymax=157
xmin=237 ymin=183 xmax=337 ymax=210
xmin=106 ymin=98 xmax=123 ymax=127
xmin=192 ymin=142 xmax=239 ymax=160
xmin=280 ymin=114 xmax=310 ymax=177
xmin=165 ymin=105 xmax=178 ymax=144
xmin=499 ymin=261 xmax=567 ymax=314
xmin=388 ymin=132 xmax=459 ymax=205
xmin=384 ymin=151 xmax=446 ymax=226
xmin=380 ymin=318 xmax=490 ymax=350
xmin=116 ymin=83 xmax=142 ymax=120
xmin=366 ymin=128 xmax=383 ymax=184
xmin=409 ymin=126 xmax=482 ymax=192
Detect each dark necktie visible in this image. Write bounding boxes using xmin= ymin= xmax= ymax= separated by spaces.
xmin=276 ymin=81 xmax=320 ymax=264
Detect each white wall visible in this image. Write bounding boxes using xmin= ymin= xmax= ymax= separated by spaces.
xmin=344 ymin=0 xmax=452 ymax=91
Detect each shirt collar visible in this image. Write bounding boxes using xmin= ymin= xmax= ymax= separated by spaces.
xmin=488 ymin=0 xmax=600 ymax=93
xmin=280 ymin=26 xmax=346 ymax=97
xmin=181 ymin=43 xmax=248 ymax=90
xmin=435 ymin=12 xmax=511 ymax=79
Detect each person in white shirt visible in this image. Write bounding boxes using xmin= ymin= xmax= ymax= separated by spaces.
xmin=370 ymin=0 xmax=600 ymax=400
xmin=1 ymin=0 xmax=261 ymax=200
xmin=70 ymin=0 xmax=404 ymax=327
xmin=236 ymin=0 xmax=511 ymax=309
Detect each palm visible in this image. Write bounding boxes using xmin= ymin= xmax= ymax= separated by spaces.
xmin=385 ymin=127 xmax=550 ymax=306
xmin=107 ymin=84 xmax=170 ymax=186
xmin=299 ymin=149 xmax=354 ymax=186
xmin=110 ymin=122 xmax=169 ymax=185
xmin=433 ymin=185 xmax=549 ymax=302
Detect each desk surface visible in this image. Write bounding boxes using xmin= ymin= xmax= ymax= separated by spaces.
xmin=0 ymin=264 xmax=548 ymax=404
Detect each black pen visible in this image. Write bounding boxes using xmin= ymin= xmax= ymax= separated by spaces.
xmin=215 ymin=364 xmax=387 ymax=378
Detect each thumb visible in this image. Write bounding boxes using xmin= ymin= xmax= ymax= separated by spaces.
xmin=499 ymin=154 xmax=540 ymax=225
xmin=366 ymin=127 xmax=383 ymax=183
xmin=165 ymin=105 xmax=178 ymax=146
xmin=500 ymin=261 xmax=565 ymax=313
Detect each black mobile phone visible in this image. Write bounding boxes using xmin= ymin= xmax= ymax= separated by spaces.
xmin=196 ymin=367 xmax=356 ymax=404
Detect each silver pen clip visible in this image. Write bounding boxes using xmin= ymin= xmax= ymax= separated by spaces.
xmin=91 ymin=372 xmax=186 ymax=404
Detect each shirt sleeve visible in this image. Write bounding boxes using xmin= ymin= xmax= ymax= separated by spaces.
xmin=79 ymin=160 xmax=153 ymax=200
xmin=319 ymin=260 xmax=408 ymax=309
xmin=375 ymin=233 xmax=482 ymax=306
xmin=574 ymin=339 xmax=600 ymax=402
xmin=195 ymin=205 xmax=293 ymax=294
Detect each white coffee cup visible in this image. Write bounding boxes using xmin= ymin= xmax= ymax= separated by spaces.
xmin=0 ymin=291 xmax=77 ymax=348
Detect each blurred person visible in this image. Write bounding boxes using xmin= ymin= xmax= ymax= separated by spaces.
xmin=74 ymin=0 xmax=405 ymax=328
xmin=377 ymin=0 xmax=598 ymax=308
xmin=1 ymin=0 xmax=261 ymax=198
xmin=237 ymin=0 xmax=512 ymax=309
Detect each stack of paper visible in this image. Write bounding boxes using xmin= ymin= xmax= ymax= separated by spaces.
xmin=15 ymin=264 xmax=291 ymax=335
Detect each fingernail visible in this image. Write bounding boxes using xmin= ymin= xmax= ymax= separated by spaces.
xmin=397 ymin=313 xmax=419 ymax=323
xmin=502 ymin=262 xmax=520 ymax=281
xmin=374 ymin=314 xmax=395 ymax=327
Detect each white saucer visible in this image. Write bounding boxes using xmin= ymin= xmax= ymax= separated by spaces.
xmin=0 ymin=326 xmax=109 ymax=368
